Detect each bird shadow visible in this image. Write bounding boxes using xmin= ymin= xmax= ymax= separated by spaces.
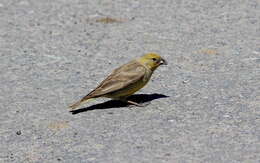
xmin=70 ymin=93 xmax=169 ymax=114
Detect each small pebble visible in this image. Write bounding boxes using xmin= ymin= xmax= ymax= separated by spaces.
xmin=16 ymin=130 xmax=22 ymax=135
xmin=182 ymin=80 xmax=188 ymax=84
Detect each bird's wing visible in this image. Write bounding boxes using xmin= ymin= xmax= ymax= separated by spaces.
xmin=82 ymin=60 xmax=146 ymax=99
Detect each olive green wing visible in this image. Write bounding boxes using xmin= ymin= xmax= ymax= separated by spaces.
xmin=81 ymin=61 xmax=146 ymax=100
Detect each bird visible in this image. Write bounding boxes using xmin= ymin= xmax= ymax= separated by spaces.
xmin=69 ymin=53 xmax=167 ymax=110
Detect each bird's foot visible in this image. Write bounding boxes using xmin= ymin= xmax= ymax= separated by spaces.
xmin=127 ymin=100 xmax=150 ymax=107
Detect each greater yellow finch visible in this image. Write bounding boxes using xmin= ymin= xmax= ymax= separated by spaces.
xmin=69 ymin=53 xmax=167 ymax=110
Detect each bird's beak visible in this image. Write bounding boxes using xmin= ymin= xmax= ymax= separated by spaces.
xmin=160 ymin=58 xmax=167 ymax=65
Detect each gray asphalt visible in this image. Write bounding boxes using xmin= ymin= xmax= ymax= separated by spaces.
xmin=0 ymin=0 xmax=259 ymax=162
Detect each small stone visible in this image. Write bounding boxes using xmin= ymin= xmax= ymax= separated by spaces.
xmin=182 ymin=80 xmax=188 ymax=84
xmin=223 ymin=114 xmax=231 ymax=118
xmin=16 ymin=130 xmax=22 ymax=135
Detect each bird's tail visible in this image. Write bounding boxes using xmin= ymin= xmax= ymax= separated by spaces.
xmin=69 ymin=96 xmax=93 ymax=110
xmin=69 ymin=100 xmax=83 ymax=110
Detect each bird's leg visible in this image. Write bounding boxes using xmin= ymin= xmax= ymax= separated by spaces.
xmin=126 ymin=100 xmax=144 ymax=107
xmin=118 ymin=97 xmax=144 ymax=107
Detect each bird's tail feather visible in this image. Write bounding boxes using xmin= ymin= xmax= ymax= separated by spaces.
xmin=69 ymin=100 xmax=83 ymax=110
xmin=69 ymin=97 xmax=93 ymax=110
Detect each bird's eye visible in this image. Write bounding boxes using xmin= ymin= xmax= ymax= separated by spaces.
xmin=152 ymin=58 xmax=157 ymax=61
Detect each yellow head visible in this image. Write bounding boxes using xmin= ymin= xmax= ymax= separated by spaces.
xmin=137 ymin=53 xmax=167 ymax=71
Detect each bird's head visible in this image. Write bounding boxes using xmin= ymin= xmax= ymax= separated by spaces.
xmin=137 ymin=53 xmax=167 ymax=71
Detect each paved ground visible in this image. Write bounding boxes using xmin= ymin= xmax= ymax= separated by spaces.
xmin=0 ymin=0 xmax=259 ymax=162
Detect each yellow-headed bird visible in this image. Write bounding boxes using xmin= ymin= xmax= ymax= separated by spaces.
xmin=69 ymin=53 xmax=167 ymax=110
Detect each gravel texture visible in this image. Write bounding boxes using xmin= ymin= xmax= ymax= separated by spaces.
xmin=0 ymin=0 xmax=259 ymax=162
